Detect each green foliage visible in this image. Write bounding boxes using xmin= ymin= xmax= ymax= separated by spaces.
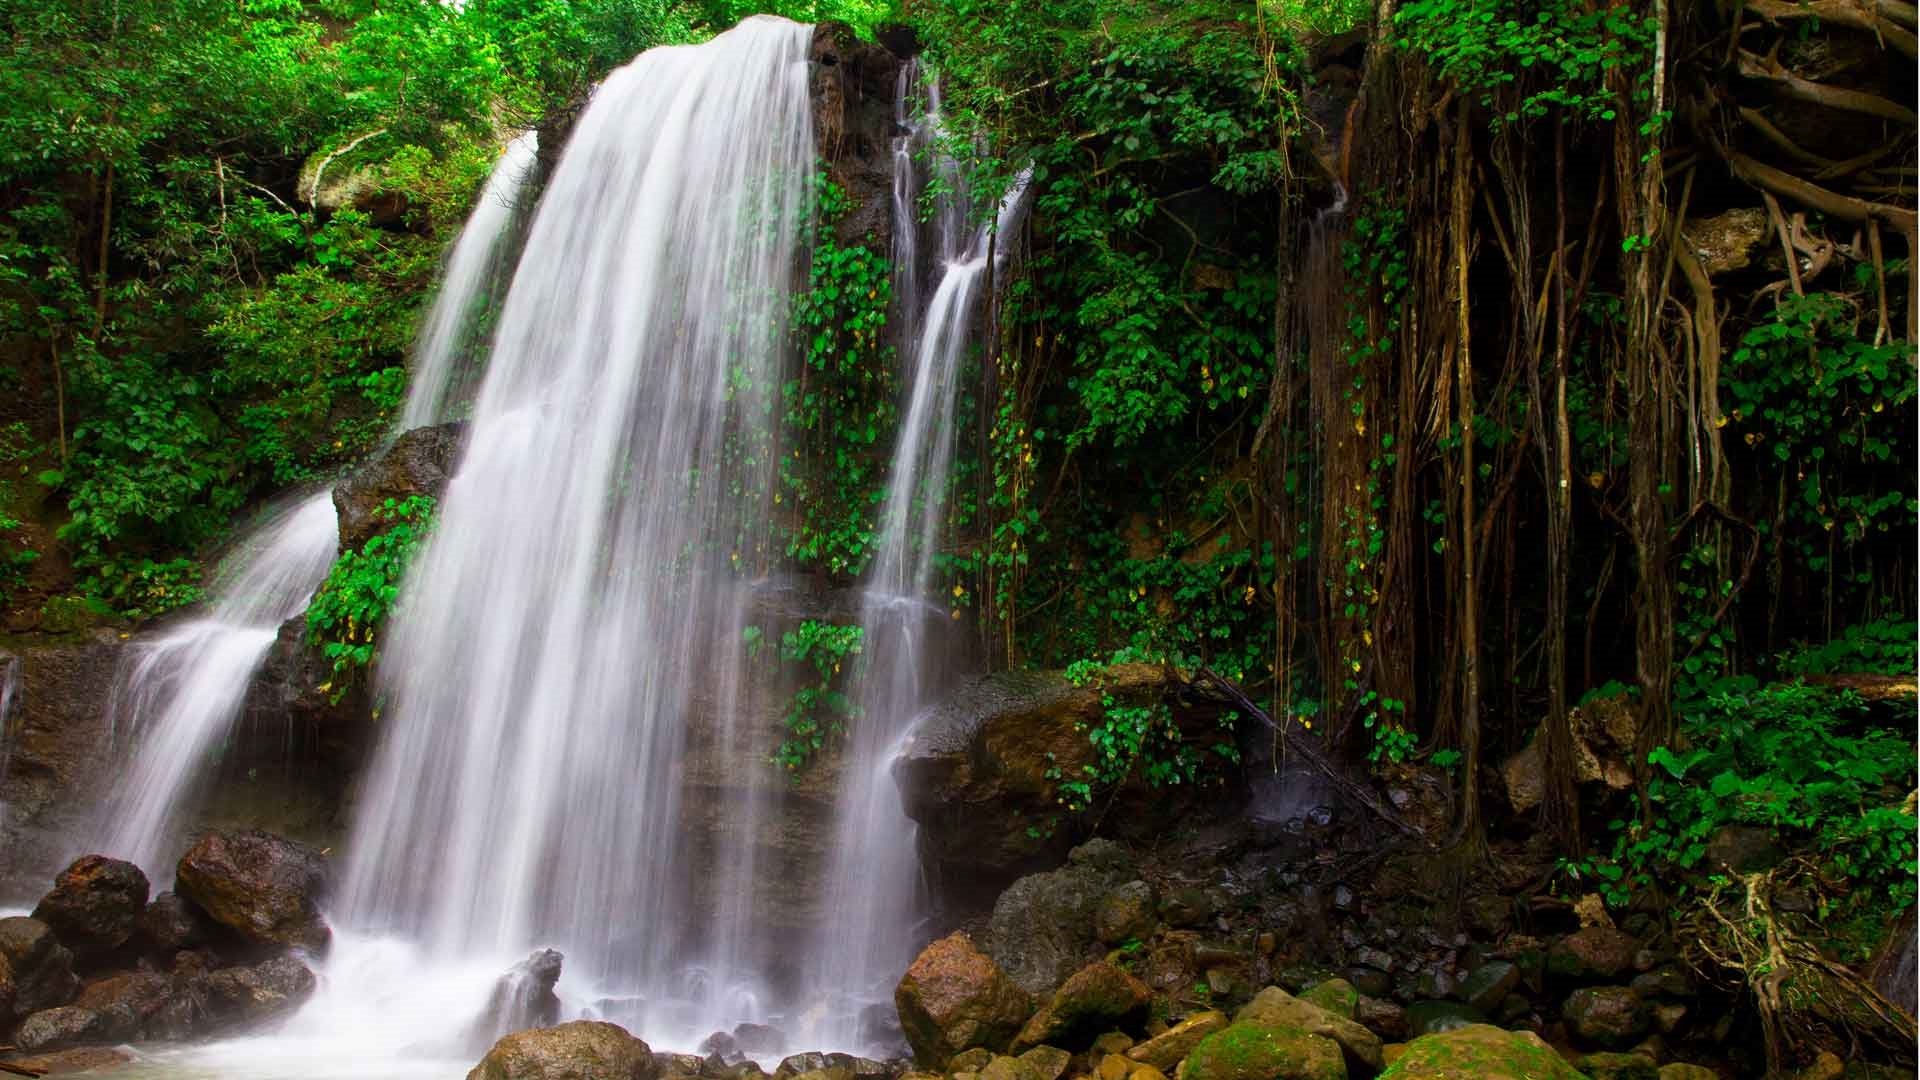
xmin=773 ymin=619 xmax=864 ymax=772
xmin=1394 ymin=0 xmax=1658 ymax=124
xmin=1779 ymin=617 xmax=1918 ymax=677
xmin=0 ymin=424 xmax=40 ymax=609
xmin=781 ymin=173 xmax=896 ymax=577
xmin=0 ymin=0 xmax=715 ymax=615
xmin=1605 ymin=682 xmax=1916 ymax=924
xmin=306 ymin=496 xmax=435 ymax=687
xmin=1725 ymin=294 xmax=1916 ymax=592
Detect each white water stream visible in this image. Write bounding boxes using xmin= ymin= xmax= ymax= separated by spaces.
xmin=798 ymin=65 xmax=1028 ymax=1046
xmin=82 ymin=132 xmax=539 ymax=883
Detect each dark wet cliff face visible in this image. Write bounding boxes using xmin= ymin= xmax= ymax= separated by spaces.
xmin=810 ymin=22 xmax=909 ymax=252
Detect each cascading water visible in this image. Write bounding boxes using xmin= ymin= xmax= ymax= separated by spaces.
xmin=798 ymin=67 xmax=1030 ymax=1049
xmin=0 ymin=652 xmax=19 ymax=833
xmin=401 ymin=131 xmax=539 ymax=431
xmin=84 ymin=134 xmax=539 ymax=882
xmin=92 ymin=494 xmax=341 ymax=875
xmin=334 ymin=12 xmax=814 ymax=1052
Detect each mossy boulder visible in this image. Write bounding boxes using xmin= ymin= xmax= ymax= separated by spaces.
xmin=895 ymin=932 xmax=1035 ymax=1066
xmin=1235 ymin=987 xmax=1382 ymax=1077
xmin=1654 ymin=1066 xmax=1716 ymax=1080
xmin=1184 ymin=1022 xmax=1347 ymax=1080
xmin=1301 ymin=981 xmax=1358 ymax=1021
xmin=1013 ymin=961 xmax=1151 ymax=1052
xmin=1376 ymin=1024 xmax=1586 ymax=1080
xmin=466 ymin=1020 xmax=657 ymax=1080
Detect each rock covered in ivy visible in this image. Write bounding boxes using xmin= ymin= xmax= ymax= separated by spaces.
xmin=1375 ymin=1024 xmax=1585 ymax=1079
xmin=1011 ymin=961 xmax=1150 ymax=1052
xmin=895 ymin=932 xmax=1035 ymax=1067
xmin=175 ymin=829 xmax=330 ymax=950
xmin=31 ymin=855 xmax=150 ymax=954
xmin=467 ymin=1020 xmax=658 ymax=1080
xmin=332 ymin=421 xmax=463 ymax=551
xmin=1182 ymin=1021 xmax=1347 ymax=1080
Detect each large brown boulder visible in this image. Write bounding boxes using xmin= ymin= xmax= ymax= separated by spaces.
xmin=32 ymin=855 xmax=150 ymax=952
xmin=467 ymin=1020 xmax=658 ymax=1080
xmin=0 ymin=916 xmax=79 ymax=1022
xmin=1012 ymin=961 xmax=1150 ymax=1052
xmin=74 ymin=970 xmax=173 ymax=1039
xmin=175 ymin=829 xmax=331 ymax=950
xmin=332 ymin=422 xmax=463 ymax=551
xmin=895 ymin=932 xmax=1035 ymax=1067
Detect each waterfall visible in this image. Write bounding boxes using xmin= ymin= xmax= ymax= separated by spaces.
xmin=401 ymin=132 xmax=539 ymax=431
xmin=334 ymin=14 xmax=814 ymax=1049
xmin=86 ymin=134 xmax=538 ymax=882
xmin=0 ymin=652 xmax=18 ymax=833
xmin=93 ymin=494 xmax=341 ymax=875
xmin=798 ymin=66 xmax=1030 ymax=1050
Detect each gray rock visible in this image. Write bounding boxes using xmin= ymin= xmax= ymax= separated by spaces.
xmin=469 ymin=949 xmax=565 ymax=1053
xmin=986 ymin=858 xmax=1128 ymax=997
xmin=13 ymin=1004 xmax=110 ymax=1051
xmin=0 ymin=916 xmax=79 ymax=1021
xmin=1458 ymin=961 xmax=1519 ymax=1012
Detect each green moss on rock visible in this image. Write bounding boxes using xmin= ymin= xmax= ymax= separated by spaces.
xmin=1184 ymin=1021 xmax=1347 ymax=1080
xmin=1301 ymin=980 xmax=1359 ymax=1021
xmin=1376 ymin=1024 xmax=1587 ymax=1080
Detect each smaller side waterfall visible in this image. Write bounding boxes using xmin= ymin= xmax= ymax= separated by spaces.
xmin=799 ymin=65 xmax=1030 ymax=1050
xmin=402 ymin=132 xmax=539 ymax=430
xmin=0 ymin=652 xmax=19 ymax=831
xmin=88 ymin=135 xmax=538 ymax=880
xmin=95 ymin=493 xmax=341 ymax=874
